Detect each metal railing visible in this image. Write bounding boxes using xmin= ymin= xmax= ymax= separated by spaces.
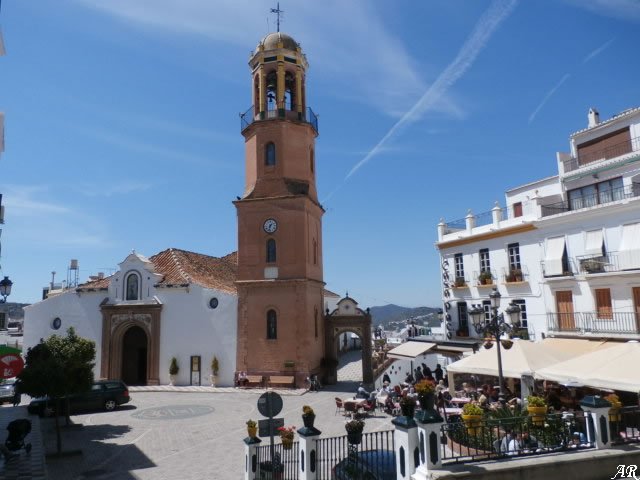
xmin=473 ymin=269 xmax=498 ymax=287
xmin=240 ymin=105 xmax=318 ymax=133
xmin=255 ymin=441 xmax=299 ymax=479
xmin=441 ymin=412 xmax=593 ymax=464
xmin=540 ymin=258 xmax=577 ymax=278
xmin=610 ymin=406 xmax=640 ymax=445
xmin=541 ymin=183 xmax=640 ymax=217
xmin=315 ymin=429 xmax=395 ymax=479
xmin=563 ymin=135 xmax=640 ymax=173
xmin=576 ymin=251 xmax=640 ymax=274
xmin=442 ymin=203 xmax=534 ymax=235
xmin=501 ymin=265 xmax=529 ymax=284
xmin=546 ymin=312 xmax=640 ymax=335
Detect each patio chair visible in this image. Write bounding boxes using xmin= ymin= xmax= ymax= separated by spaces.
xmin=362 ymin=400 xmax=376 ymax=417
xmin=344 ymin=401 xmax=359 ymax=419
xmin=335 ymin=398 xmax=344 ymax=416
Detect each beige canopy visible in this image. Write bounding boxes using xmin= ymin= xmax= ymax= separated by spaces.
xmin=387 ymin=341 xmax=436 ymax=360
xmin=446 ymin=340 xmax=578 ymax=379
xmin=535 ymin=341 xmax=640 ymax=393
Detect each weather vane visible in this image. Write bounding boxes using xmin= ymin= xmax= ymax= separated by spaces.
xmin=270 ymin=2 xmax=284 ymax=32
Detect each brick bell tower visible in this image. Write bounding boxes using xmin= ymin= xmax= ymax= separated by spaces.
xmin=234 ymin=31 xmax=324 ymax=387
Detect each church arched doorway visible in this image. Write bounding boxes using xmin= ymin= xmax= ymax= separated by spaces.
xmin=121 ymin=326 xmax=148 ymax=386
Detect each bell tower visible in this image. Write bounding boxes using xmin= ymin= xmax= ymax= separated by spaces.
xmin=234 ymin=32 xmax=325 ymax=386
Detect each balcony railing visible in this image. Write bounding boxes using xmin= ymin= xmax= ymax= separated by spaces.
xmin=541 ymin=258 xmax=577 ymax=278
xmin=442 ymin=204 xmax=529 ymax=235
xmin=501 ymin=265 xmax=529 ymax=284
xmin=473 ymin=269 xmax=498 ymax=287
xmin=547 ymin=311 xmax=640 ymax=335
xmin=576 ymin=251 xmax=640 ymax=274
xmin=563 ymin=135 xmax=640 ymax=173
xmin=541 ymin=182 xmax=640 ymax=217
xmin=240 ymin=104 xmax=318 ymax=133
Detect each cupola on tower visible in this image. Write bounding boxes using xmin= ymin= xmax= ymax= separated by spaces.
xmin=234 ymin=31 xmax=325 ymax=386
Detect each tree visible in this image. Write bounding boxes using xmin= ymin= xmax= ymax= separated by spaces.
xmin=17 ymin=327 xmax=95 ymax=455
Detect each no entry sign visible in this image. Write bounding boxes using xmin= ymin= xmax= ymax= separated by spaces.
xmin=0 ymin=346 xmax=23 ymax=379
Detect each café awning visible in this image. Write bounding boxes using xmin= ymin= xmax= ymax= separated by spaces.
xmin=387 ymin=341 xmax=436 ymax=360
xmin=535 ymin=341 xmax=640 ymax=393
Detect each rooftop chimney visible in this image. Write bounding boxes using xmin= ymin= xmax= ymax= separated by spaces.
xmin=588 ymin=107 xmax=600 ymax=128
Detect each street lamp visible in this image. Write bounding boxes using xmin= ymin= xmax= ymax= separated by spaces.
xmin=0 ymin=276 xmax=12 ymax=303
xmin=468 ymin=287 xmax=521 ymax=403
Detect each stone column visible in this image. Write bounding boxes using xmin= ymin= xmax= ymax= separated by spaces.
xmin=298 ymin=424 xmax=321 ymax=480
xmin=392 ymin=416 xmax=419 ymax=480
xmin=492 ymin=201 xmax=502 ymax=226
xmin=413 ymin=406 xmax=445 ymax=479
xmin=580 ymin=395 xmax=612 ymax=450
xmin=243 ymin=435 xmax=262 ymax=480
xmin=437 ymin=219 xmax=446 ymax=241
xmin=465 ymin=209 xmax=475 ymax=233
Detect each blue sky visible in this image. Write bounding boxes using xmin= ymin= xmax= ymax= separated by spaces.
xmin=1 ymin=0 xmax=639 ymax=308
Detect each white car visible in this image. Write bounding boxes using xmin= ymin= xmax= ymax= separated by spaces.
xmin=0 ymin=378 xmax=17 ymax=403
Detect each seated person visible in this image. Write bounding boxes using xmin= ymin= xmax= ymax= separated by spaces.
xmin=571 ymin=431 xmax=587 ymax=446
xmin=384 ymin=395 xmax=396 ymax=415
xmin=356 ymin=383 xmax=370 ymax=399
xmin=237 ymin=371 xmax=249 ymax=387
xmin=521 ymin=432 xmax=538 ymax=450
xmin=507 ymin=432 xmax=522 ymax=456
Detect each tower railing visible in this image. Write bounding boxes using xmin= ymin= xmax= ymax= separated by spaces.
xmin=240 ymin=105 xmax=318 ymax=134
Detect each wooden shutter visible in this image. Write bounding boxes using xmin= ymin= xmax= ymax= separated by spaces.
xmin=595 ymin=288 xmax=613 ymax=319
xmin=555 ymin=291 xmax=575 ymax=330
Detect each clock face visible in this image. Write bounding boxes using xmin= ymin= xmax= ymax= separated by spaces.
xmin=263 ymin=218 xmax=278 ymax=234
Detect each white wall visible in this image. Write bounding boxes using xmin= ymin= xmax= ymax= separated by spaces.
xmin=23 ymin=290 xmax=106 ymax=375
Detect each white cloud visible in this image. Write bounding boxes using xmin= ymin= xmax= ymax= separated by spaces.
xmin=2 ymin=185 xmax=111 ymax=247
xmin=563 ymin=0 xmax=640 ymax=22
xmin=73 ymin=0 xmax=460 ymax=119
xmin=528 ymin=73 xmax=571 ymax=124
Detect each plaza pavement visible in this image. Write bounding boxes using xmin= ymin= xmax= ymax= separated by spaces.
xmin=0 ymin=349 xmax=378 ymax=479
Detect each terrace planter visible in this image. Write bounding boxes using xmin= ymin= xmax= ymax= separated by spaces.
xmin=527 ymin=406 xmax=548 ymax=426
xmin=461 ymin=414 xmax=483 ymax=436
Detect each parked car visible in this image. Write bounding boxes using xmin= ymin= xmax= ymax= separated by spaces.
xmin=28 ymin=380 xmax=130 ymax=416
xmin=0 ymin=378 xmax=17 ymax=404
xmin=332 ymin=450 xmax=396 ymax=480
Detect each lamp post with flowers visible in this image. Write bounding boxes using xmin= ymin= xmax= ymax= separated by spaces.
xmin=468 ymin=287 xmax=521 ymax=404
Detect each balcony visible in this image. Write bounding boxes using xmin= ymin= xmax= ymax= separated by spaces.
xmin=541 ymin=182 xmax=640 ymax=217
xmin=501 ymin=266 xmax=529 ymax=284
xmin=576 ymin=251 xmax=640 ymax=275
xmin=541 ymin=258 xmax=577 ymax=278
xmin=547 ymin=312 xmax=640 ymax=335
xmin=240 ymin=104 xmax=318 ymax=134
xmin=562 ymin=135 xmax=640 ymax=173
xmin=451 ymin=275 xmax=470 ymax=289
xmin=441 ymin=204 xmax=526 ymax=235
xmin=472 ymin=269 xmax=497 ymax=288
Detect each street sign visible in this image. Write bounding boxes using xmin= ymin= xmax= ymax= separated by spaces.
xmin=0 ymin=346 xmax=23 ymax=379
xmin=258 ymin=417 xmax=284 ymax=437
xmin=257 ymin=391 xmax=283 ymax=417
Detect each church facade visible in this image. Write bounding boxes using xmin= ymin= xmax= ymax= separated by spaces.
xmin=23 ymin=31 xmax=350 ymax=387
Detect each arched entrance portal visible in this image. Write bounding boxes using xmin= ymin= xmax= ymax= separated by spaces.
xmin=324 ymin=296 xmax=373 ymax=388
xmin=122 ymin=326 xmax=148 ymax=386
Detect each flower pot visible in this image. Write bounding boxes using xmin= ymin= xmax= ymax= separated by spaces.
xmin=169 ymin=374 xmax=177 ymax=386
xmin=281 ymin=436 xmax=294 ymax=450
xmin=302 ymin=414 xmax=315 ymax=429
xmin=247 ymin=425 xmax=258 ymax=438
xmin=347 ymin=431 xmax=363 ymax=445
xmin=609 ymin=401 xmax=622 ymax=421
xmin=419 ymin=393 xmax=435 ymax=411
xmin=461 ymin=414 xmax=483 ymax=435
xmin=527 ymin=405 xmax=547 ymax=426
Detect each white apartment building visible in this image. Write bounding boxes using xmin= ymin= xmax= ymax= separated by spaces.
xmin=437 ymin=107 xmax=640 ymax=342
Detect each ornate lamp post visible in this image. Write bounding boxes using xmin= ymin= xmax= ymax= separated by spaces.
xmin=468 ymin=288 xmax=521 ymax=403
xmin=0 ymin=276 xmax=12 ymax=303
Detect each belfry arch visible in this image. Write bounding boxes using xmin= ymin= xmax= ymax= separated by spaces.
xmin=324 ymin=296 xmax=373 ymax=387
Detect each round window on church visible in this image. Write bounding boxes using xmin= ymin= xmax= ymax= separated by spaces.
xmin=51 ymin=317 xmax=62 ymax=330
xmin=209 ymin=298 xmax=219 ymax=309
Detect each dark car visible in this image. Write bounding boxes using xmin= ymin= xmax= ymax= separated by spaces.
xmin=332 ymin=450 xmax=396 ymax=480
xmin=28 ymin=380 xmax=130 ymax=416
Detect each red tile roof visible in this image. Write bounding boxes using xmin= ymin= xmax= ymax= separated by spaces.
xmin=77 ymin=248 xmax=238 ymax=295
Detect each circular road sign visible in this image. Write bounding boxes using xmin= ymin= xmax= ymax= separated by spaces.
xmin=257 ymin=391 xmax=283 ymax=418
xmin=0 ymin=353 xmax=24 ymax=379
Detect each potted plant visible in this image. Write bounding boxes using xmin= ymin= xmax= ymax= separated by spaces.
xmin=169 ymin=357 xmax=179 ymax=386
xmin=415 ymin=380 xmax=436 ymax=411
xmin=302 ymin=405 xmax=315 ymax=429
xmin=478 ymin=270 xmax=493 ymax=285
xmin=461 ymin=402 xmax=484 ymax=435
xmin=399 ymin=396 xmax=417 ymax=418
xmin=526 ymin=395 xmax=547 ymax=425
xmin=277 ymin=425 xmax=296 ymax=450
xmin=454 ymin=277 xmax=466 ymax=288
xmin=508 ymin=268 xmax=523 ymax=282
xmin=210 ymin=356 xmax=219 ymax=387
xmin=605 ymin=393 xmax=622 ymax=422
xmin=345 ymin=418 xmax=365 ymax=445
xmin=246 ymin=419 xmax=258 ymax=438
